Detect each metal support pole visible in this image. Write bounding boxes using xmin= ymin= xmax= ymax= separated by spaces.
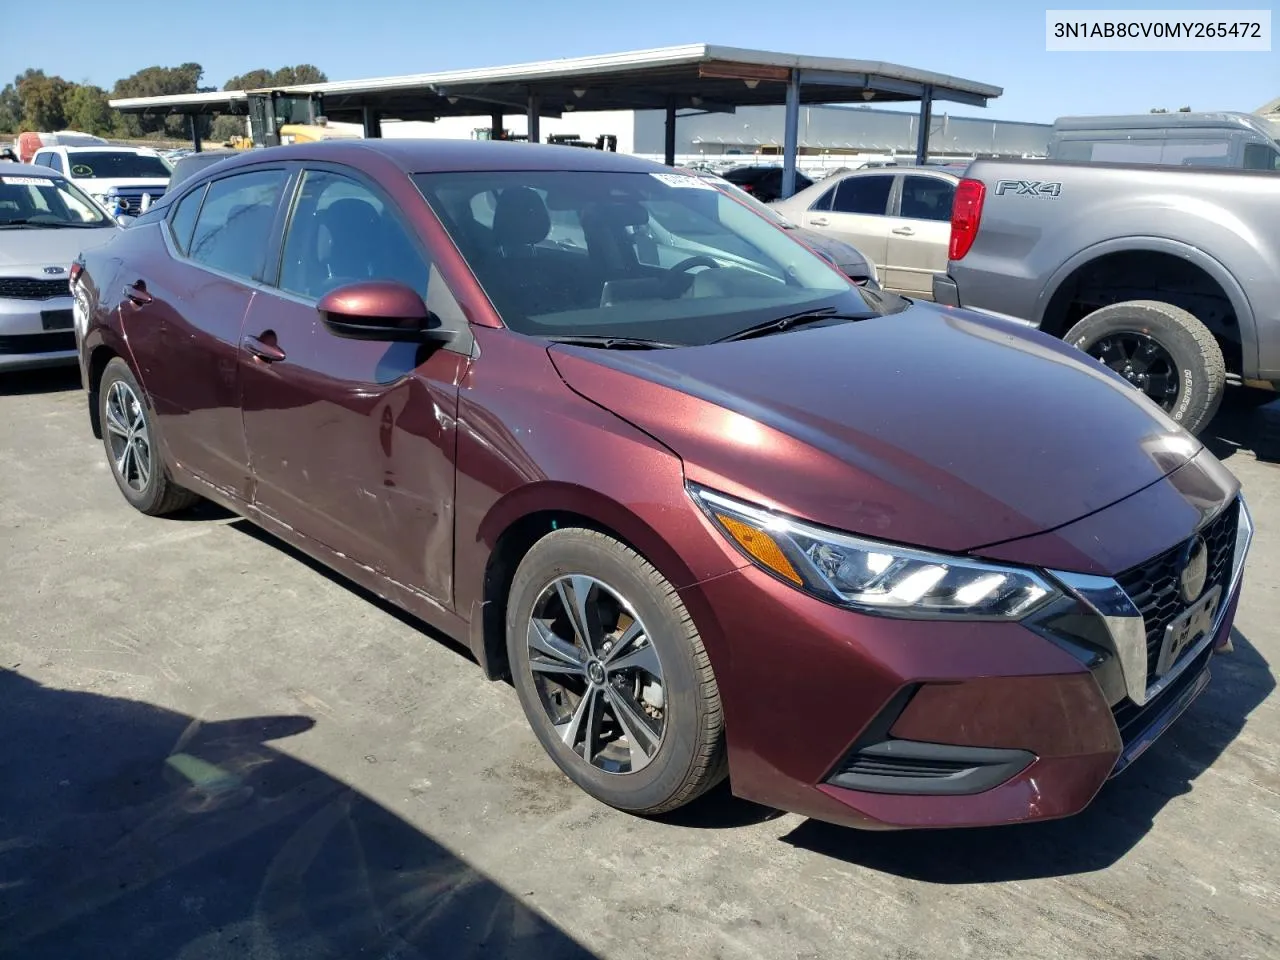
xmin=362 ymin=106 xmax=382 ymax=139
xmin=490 ymin=109 xmax=503 ymax=140
xmin=915 ymin=84 xmax=934 ymax=166
xmin=664 ymin=99 xmax=677 ymax=166
xmin=526 ymin=91 xmax=540 ymax=143
xmin=781 ymin=70 xmax=800 ymax=199
xmin=189 ymin=114 xmax=202 ymax=152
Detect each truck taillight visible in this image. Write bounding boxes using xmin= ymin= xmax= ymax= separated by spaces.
xmin=948 ymin=178 xmax=985 ymax=261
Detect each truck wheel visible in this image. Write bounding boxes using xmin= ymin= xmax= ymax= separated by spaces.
xmin=1064 ymin=300 xmax=1226 ymax=435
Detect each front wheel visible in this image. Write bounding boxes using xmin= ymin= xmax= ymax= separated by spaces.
xmin=1064 ymin=300 xmax=1226 ymax=435
xmin=505 ymin=528 xmax=727 ymax=815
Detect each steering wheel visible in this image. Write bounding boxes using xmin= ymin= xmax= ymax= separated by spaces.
xmin=670 ymin=255 xmax=721 ymax=274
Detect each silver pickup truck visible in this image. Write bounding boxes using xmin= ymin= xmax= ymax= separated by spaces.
xmin=933 ymin=159 xmax=1280 ymax=435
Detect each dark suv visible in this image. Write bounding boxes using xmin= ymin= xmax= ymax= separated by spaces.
xmin=721 ymin=164 xmax=814 ymax=202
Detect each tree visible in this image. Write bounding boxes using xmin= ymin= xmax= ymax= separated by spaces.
xmin=19 ymin=73 xmax=69 ymax=131
xmin=0 ymin=83 xmax=20 ymax=133
xmin=63 ymin=84 xmax=113 ymax=135
xmin=112 ymin=63 xmax=205 ymax=136
xmin=222 ymin=65 xmax=328 ymax=92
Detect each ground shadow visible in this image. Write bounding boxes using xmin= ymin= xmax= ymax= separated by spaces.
xmin=782 ymin=627 xmax=1272 ymax=882
xmin=0 ymin=669 xmax=597 ymax=959
xmin=1201 ymin=388 xmax=1279 ymax=462
xmin=0 ymin=365 xmax=81 ymax=396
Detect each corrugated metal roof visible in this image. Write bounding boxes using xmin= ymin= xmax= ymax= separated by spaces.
xmin=109 ymin=43 xmax=1001 ymax=120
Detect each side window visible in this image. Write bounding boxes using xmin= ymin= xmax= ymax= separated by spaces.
xmin=809 ymin=186 xmax=836 ymax=212
xmin=1159 ymin=139 xmax=1230 ymax=166
xmin=187 ymin=169 xmax=286 ymax=280
xmin=47 ymin=153 xmax=65 ymax=173
xmin=899 ymin=176 xmax=956 ymax=222
xmin=168 ymin=184 xmax=206 ymax=254
xmin=277 ymin=169 xmax=429 ymax=300
xmin=832 ymin=175 xmax=893 ymax=215
xmin=1244 ymin=142 xmax=1280 ymax=171
xmin=32 ymin=152 xmax=50 ymax=167
xmin=1090 ymin=141 xmax=1165 ymax=164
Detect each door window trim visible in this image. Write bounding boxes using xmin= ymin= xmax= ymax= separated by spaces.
xmin=159 ymin=163 xmax=296 ymax=287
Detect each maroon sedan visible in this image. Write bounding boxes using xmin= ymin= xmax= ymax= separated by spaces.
xmin=72 ymin=140 xmax=1253 ymax=829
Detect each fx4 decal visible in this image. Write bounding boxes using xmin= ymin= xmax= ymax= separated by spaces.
xmin=994 ymin=180 xmax=1062 ymax=198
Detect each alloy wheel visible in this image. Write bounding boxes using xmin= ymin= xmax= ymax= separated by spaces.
xmin=526 ymin=574 xmax=666 ymax=774
xmin=1086 ymin=332 xmax=1180 ymax=411
xmin=104 ymin=380 xmax=152 ymax=492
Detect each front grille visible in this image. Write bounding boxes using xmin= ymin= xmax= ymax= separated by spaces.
xmin=107 ymin=188 xmax=165 ymax=213
xmin=0 ymin=277 xmax=70 ymax=300
xmin=1115 ymin=501 xmax=1238 ymax=687
xmin=1112 ymin=644 xmax=1212 ymax=749
xmin=0 ymin=331 xmax=76 ymax=354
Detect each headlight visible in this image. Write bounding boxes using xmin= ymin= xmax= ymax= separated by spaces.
xmin=690 ymin=484 xmax=1060 ymax=620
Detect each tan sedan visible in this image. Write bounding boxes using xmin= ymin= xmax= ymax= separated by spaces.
xmin=772 ymin=167 xmax=960 ymax=298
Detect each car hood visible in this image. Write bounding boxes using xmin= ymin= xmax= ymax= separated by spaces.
xmin=0 ymin=227 xmax=119 ymax=273
xmin=548 ymin=303 xmax=1202 ymax=553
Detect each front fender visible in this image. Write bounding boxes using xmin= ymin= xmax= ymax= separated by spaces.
xmin=1036 ymin=236 xmax=1260 ymax=377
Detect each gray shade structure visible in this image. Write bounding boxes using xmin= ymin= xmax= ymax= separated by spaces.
xmin=108 ymin=44 xmax=1002 ymax=197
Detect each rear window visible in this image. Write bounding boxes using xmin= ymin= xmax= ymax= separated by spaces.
xmin=67 ymin=151 xmax=172 ymax=179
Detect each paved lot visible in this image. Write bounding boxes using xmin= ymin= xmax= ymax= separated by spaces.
xmin=1 ymin=366 xmax=1277 ymax=960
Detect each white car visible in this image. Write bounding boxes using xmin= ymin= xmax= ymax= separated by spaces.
xmin=771 ymin=167 xmax=962 ymax=299
xmin=29 ymin=145 xmax=172 ymax=217
xmin=0 ymin=165 xmax=121 ymax=372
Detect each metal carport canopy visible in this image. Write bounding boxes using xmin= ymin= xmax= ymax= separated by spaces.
xmin=109 ymin=44 xmax=1002 ymax=195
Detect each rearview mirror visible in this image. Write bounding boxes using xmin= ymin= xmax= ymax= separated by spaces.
xmin=317 ymin=281 xmax=455 ymax=346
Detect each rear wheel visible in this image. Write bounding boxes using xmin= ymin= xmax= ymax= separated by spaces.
xmin=1064 ymin=300 xmax=1226 ymax=435
xmin=99 ymin=358 xmax=199 ymax=516
xmin=505 ymin=528 xmax=727 ymax=815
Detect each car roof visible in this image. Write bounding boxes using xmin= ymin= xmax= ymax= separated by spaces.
xmin=186 ymin=138 xmax=667 ymax=177
xmin=2 ymin=162 xmax=68 ymax=179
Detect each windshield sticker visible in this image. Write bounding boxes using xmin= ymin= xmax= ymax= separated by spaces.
xmin=1 ymin=176 xmax=55 ymax=187
xmin=650 ymin=173 xmax=716 ymax=190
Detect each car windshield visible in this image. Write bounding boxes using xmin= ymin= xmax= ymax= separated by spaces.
xmin=67 ymin=151 xmax=171 ymax=179
xmin=0 ymin=173 xmax=113 ymax=227
xmin=413 ymin=169 xmax=871 ymax=345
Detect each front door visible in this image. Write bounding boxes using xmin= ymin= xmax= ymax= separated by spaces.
xmin=801 ymin=173 xmax=895 ymax=275
xmin=239 ymin=166 xmax=470 ymax=604
xmin=883 ymin=174 xmax=956 ymax=298
xmin=121 ymin=166 xmax=289 ymax=500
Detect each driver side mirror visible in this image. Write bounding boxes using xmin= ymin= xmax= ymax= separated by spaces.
xmin=317 ymin=281 xmax=455 ymax=346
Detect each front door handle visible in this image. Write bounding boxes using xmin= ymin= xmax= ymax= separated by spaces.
xmin=242 ymin=334 xmax=286 ymax=363
xmin=891 ymin=227 xmax=915 ymax=236
xmin=123 ymin=282 xmax=152 ymax=305
xmin=809 ymin=217 xmax=830 ymax=226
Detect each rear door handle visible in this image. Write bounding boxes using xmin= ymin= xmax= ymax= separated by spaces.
xmin=809 ymin=217 xmax=829 ymax=226
xmin=891 ymin=227 xmax=915 ymax=236
xmin=123 ymin=282 xmax=152 ymax=305
xmin=242 ymin=334 xmax=286 ymax=363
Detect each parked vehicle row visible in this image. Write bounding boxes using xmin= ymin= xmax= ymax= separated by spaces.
xmin=64 ymin=139 xmax=1253 ymax=832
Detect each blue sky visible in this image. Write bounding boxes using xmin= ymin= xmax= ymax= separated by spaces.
xmin=13 ymin=0 xmax=1277 ymax=123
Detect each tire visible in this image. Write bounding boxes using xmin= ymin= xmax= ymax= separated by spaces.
xmin=506 ymin=528 xmax=727 ymax=815
xmin=1064 ymin=300 xmax=1226 ymax=435
xmin=99 ymin=357 xmax=200 ymax=516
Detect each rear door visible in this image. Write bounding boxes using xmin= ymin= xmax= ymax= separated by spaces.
xmin=239 ymin=164 xmax=471 ymax=604
xmin=883 ymin=174 xmax=956 ymax=297
xmin=122 ymin=165 xmax=290 ymax=501
xmin=799 ymin=173 xmax=894 ymax=272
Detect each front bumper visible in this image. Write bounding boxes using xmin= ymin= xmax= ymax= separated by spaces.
xmin=686 ymin=492 xmax=1250 ymax=830
xmin=0 ymin=294 xmax=78 ymax=371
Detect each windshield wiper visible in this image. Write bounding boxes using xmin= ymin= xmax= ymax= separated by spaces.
xmin=714 ymin=307 xmax=875 ymax=343
xmin=546 ymin=335 xmax=681 ymax=350
xmin=0 ymin=219 xmax=94 ymax=229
